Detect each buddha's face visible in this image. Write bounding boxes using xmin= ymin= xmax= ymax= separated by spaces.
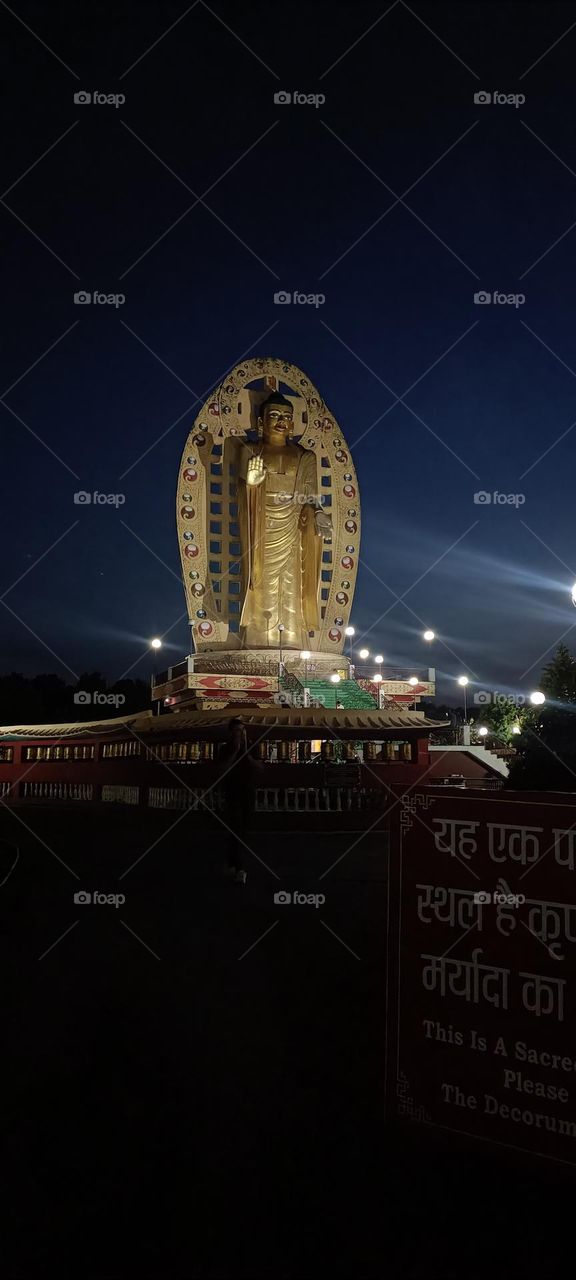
xmin=260 ymin=402 xmax=293 ymax=443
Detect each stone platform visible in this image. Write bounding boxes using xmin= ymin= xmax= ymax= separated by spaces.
xmin=152 ymin=649 xmax=353 ymax=710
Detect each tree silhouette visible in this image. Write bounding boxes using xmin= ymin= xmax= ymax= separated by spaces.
xmin=541 ymin=643 xmax=576 ymax=702
xmin=0 ymin=672 xmax=150 ymax=725
xmin=508 ymin=644 xmax=576 ymax=791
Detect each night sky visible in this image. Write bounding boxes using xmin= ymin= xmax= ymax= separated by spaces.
xmin=2 ymin=0 xmax=576 ymax=703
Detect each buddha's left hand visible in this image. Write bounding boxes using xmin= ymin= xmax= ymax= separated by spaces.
xmin=314 ymin=508 xmax=332 ymax=536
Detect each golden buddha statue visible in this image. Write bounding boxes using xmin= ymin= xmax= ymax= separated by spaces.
xmin=238 ymin=392 xmax=332 ymax=649
xmin=177 ymin=357 xmax=360 ymax=661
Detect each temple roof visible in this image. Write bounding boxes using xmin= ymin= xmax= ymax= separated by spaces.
xmin=0 ymin=707 xmax=450 ymax=740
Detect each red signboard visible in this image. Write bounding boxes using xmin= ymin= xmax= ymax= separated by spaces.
xmin=387 ymin=787 xmax=576 ymax=1168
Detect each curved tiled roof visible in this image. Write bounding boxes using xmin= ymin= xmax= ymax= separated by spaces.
xmin=0 ymin=712 xmax=153 ymax=739
xmin=0 ymin=707 xmax=449 ymax=739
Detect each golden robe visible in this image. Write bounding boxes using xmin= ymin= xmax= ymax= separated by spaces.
xmin=239 ymin=445 xmax=321 ymax=649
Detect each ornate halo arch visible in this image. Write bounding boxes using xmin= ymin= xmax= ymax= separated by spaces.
xmin=176 ymin=357 xmax=360 ymax=655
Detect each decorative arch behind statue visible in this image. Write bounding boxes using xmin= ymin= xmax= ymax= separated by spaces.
xmin=176 ymin=357 xmax=360 ymax=657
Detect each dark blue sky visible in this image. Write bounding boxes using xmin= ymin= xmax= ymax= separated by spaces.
xmin=2 ymin=0 xmax=576 ymax=703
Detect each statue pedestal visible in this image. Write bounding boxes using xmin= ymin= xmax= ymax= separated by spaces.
xmin=194 ymin=647 xmax=350 ymax=670
xmin=152 ymin=649 xmax=352 ymax=712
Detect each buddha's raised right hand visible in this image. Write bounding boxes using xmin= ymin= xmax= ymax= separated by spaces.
xmin=246 ymin=455 xmax=266 ymax=486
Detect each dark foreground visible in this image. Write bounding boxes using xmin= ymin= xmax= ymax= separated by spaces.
xmin=0 ymin=806 xmax=574 ymax=1278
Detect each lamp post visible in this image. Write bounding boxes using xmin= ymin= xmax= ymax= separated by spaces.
xmin=330 ymin=671 xmax=341 ymax=708
xmin=529 ymin=691 xmax=545 ymax=706
xmin=373 ymin=671 xmax=383 ymax=709
xmin=423 ymin=629 xmax=435 ymax=642
xmin=408 ymin=675 xmax=419 ymax=711
xmin=345 ymin=625 xmax=355 ymax=661
xmin=300 ymin=649 xmax=311 ymax=687
xmin=150 ymin=638 xmax=162 ymax=716
xmin=277 ymin=624 xmax=285 ymax=693
xmin=457 ymin=676 xmax=469 ymax=742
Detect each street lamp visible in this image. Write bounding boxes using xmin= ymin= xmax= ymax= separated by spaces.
xmin=330 ymin=671 xmax=341 ymax=684
xmin=345 ymin=624 xmax=355 ymax=662
xmin=375 ymin=654 xmax=384 ymax=665
xmin=572 ymin=583 xmax=576 ymax=607
xmin=277 ymin=625 xmax=285 ymax=692
xmin=408 ymin=675 xmax=419 ymax=712
xmin=359 ymin=648 xmax=370 ymax=660
xmin=423 ymin=629 xmax=435 ymax=642
xmin=457 ymin=676 xmax=469 ymax=724
xmin=512 ymin=723 xmax=521 ymax=734
xmin=529 ymin=691 xmax=545 ymax=706
xmin=150 ymin=639 xmax=163 ymax=717
xmin=300 ymin=649 xmax=311 ymax=686
xmin=478 ymin=725 xmax=488 ymax=737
